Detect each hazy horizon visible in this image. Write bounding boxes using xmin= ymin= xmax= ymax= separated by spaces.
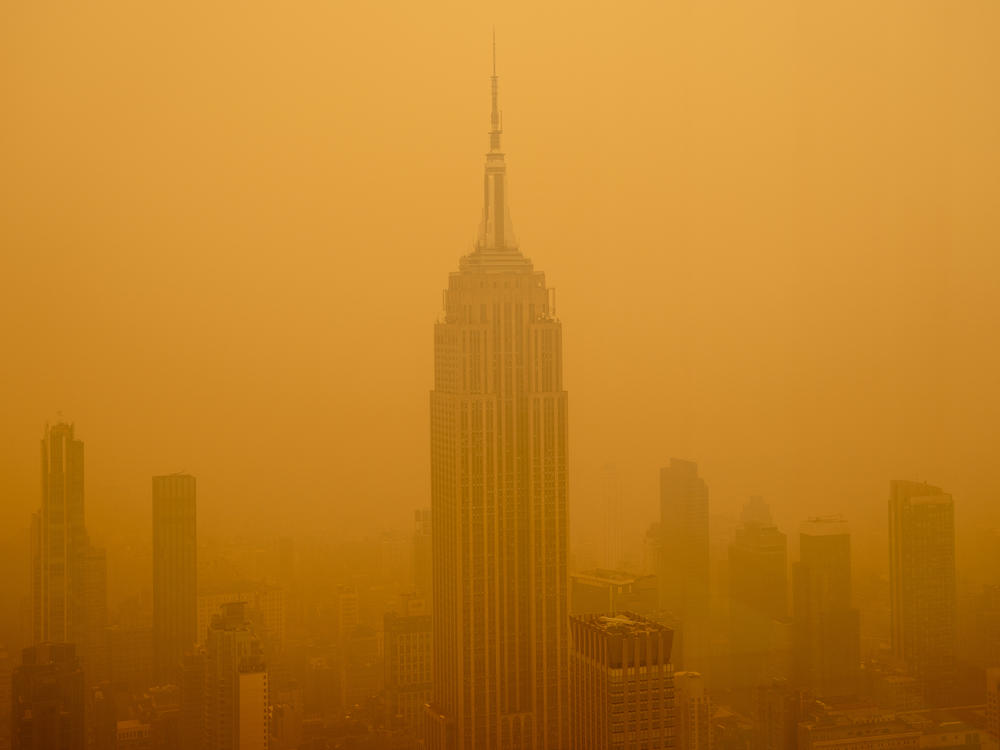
xmin=3 ymin=1 xmax=999 ymax=661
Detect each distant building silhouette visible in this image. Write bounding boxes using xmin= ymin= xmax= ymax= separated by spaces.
xmin=0 ymin=646 xmax=12 ymax=750
xmin=728 ymin=504 xmax=788 ymax=688
xmin=792 ymin=518 xmax=860 ymax=699
xmin=570 ymin=569 xmax=659 ymax=616
xmin=30 ymin=423 xmax=107 ymax=686
xmin=31 ymin=423 xmax=86 ymax=646
xmin=108 ymin=622 xmax=153 ymax=693
xmin=569 ymin=613 xmax=675 ymax=749
xmin=152 ymin=473 xmax=197 ymax=685
xmin=11 ymin=643 xmax=85 ymax=750
xmin=659 ymin=459 xmax=710 ymax=670
xmin=197 ymin=583 xmax=284 ymax=654
xmin=675 ymin=672 xmax=712 ymax=750
xmin=426 ymin=46 xmax=568 ymax=750
xmin=203 ymin=602 xmax=267 ymax=750
xmin=796 ymin=702 xmax=919 ymax=750
xmin=384 ymin=604 xmax=432 ymax=740
xmin=752 ymin=679 xmax=804 ymax=750
xmin=601 ymin=464 xmax=625 ymax=570
xmin=987 ymin=668 xmax=999 ymax=745
xmin=889 ymin=481 xmax=957 ymax=706
xmin=413 ymin=508 xmax=432 ymax=601
xmin=729 ymin=512 xmax=788 ymax=622
xmin=179 ymin=652 xmax=205 ymax=750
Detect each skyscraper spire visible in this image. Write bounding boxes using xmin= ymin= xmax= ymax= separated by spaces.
xmin=475 ymin=32 xmax=517 ymax=254
xmin=429 ymin=41 xmax=569 ymax=749
xmin=490 ymin=29 xmax=500 ymax=151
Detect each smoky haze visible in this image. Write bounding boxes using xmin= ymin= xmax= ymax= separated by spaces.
xmin=1 ymin=0 xmax=999 ymax=654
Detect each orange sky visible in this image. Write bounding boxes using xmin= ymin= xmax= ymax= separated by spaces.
xmin=2 ymin=1 xmax=998 ymax=594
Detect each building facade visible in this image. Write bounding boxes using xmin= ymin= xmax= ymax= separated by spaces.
xmin=31 ymin=423 xmax=107 ymax=686
xmin=889 ymin=481 xmax=957 ymax=706
xmin=426 ymin=51 xmax=569 ymax=750
xmin=728 ymin=515 xmax=788 ymax=688
xmin=153 ymin=473 xmax=197 ymax=685
xmin=11 ymin=643 xmax=85 ymax=750
xmin=32 ymin=423 xmax=86 ymax=646
xmin=385 ymin=609 xmax=433 ymax=739
xmin=985 ymin=668 xmax=998 ymax=745
xmin=674 ymin=672 xmax=711 ymax=750
xmin=571 ymin=570 xmax=659 ymax=616
xmin=569 ymin=613 xmax=675 ymax=750
xmin=203 ymin=602 xmax=267 ymax=750
xmin=659 ymin=459 xmax=710 ymax=671
xmin=792 ymin=518 xmax=861 ymax=699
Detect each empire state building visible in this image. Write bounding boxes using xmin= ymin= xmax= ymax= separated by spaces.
xmin=426 ymin=49 xmax=569 ymax=750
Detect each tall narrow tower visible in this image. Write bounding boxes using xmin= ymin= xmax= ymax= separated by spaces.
xmin=33 ymin=422 xmax=87 ymax=646
xmin=889 ymin=480 xmax=957 ymax=706
xmin=792 ymin=517 xmax=860 ymax=699
xmin=426 ymin=41 xmax=569 ymax=750
xmin=152 ymin=473 xmax=197 ymax=685
xmin=659 ymin=458 xmax=710 ymax=670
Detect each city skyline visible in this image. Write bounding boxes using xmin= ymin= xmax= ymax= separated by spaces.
xmin=2 ymin=7 xmax=1000 ymax=750
xmin=3 ymin=5 xmax=999 ymax=566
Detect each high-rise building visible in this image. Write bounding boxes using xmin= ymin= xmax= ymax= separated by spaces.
xmin=0 ymin=646 xmax=12 ymax=750
xmin=238 ymin=662 xmax=269 ymax=750
xmin=326 ymin=584 xmax=358 ymax=648
xmin=197 ymin=583 xmax=284 ymax=653
xmin=341 ymin=624 xmax=382 ymax=708
xmin=179 ymin=652 xmax=205 ymax=750
xmin=81 ymin=546 xmax=109 ymax=684
xmin=413 ymin=508 xmax=432 ymax=600
xmin=109 ymin=623 xmax=154 ymax=692
xmin=752 ymin=679 xmax=803 ymax=750
xmin=728 ymin=506 xmax=787 ymax=689
xmin=643 ymin=523 xmax=663 ymax=578
xmin=426 ymin=47 xmax=568 ymax=750
xmin=792 ymin=518 xmax=860 ymax=699
xmin=30 ymin=423 xmax=107 ymax=686
xmin=32 ymin=423 xmax=86 ymax=646
xmin=153 ymin=473 xmax=197 ymax=685
xmin=987 ymin=669 xmax=999 ymax=745
xmin=674 ymin=672 xmax=711 ymax=750
xmin=569 ymin=613 xmax=675 ymax=750
xmin=729 ymin=504 xmax=787 ymax=623
xmin=11 ymin=642 xmax=85 ymax=750
xmin=888 ymin=481 xmax=957 ymax=706
xmin=659 ymin=459 xmax=710 ymax=670
xmin=602 ymin=464 xmax=625 ymax=570
xmin=384 ymin=607 xmax=432 ymax=740
xmin=203 ymin=602 xmax=267 ymax=750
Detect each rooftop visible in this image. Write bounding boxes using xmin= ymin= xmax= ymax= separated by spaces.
xmin=575 ymin=611 xmax=672 ymax=636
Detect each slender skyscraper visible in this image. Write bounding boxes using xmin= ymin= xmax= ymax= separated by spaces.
xmin=32 ymin=423 xmax=86 ymax=645
xmin=601 ymin=464 xmax=624 ymax=570
xmin=792 ymin=518 xmax=860 ymax=699
xmin=426 ymin=42 xmax=569 ymax=750
xmin=728 ymin=501 xmax=787 ymax=688
xmin=888 ymin=480 xmax=957 ymax=706
xmin=153 ymin=473 xmax=197 ymax=685
xmin=413 ymin=508 xmax=432 ymax=601
xmin=31 ymin=422 xmax=107 ymax=686
xmin=659 ymin=459 xmax=710 ymax=670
